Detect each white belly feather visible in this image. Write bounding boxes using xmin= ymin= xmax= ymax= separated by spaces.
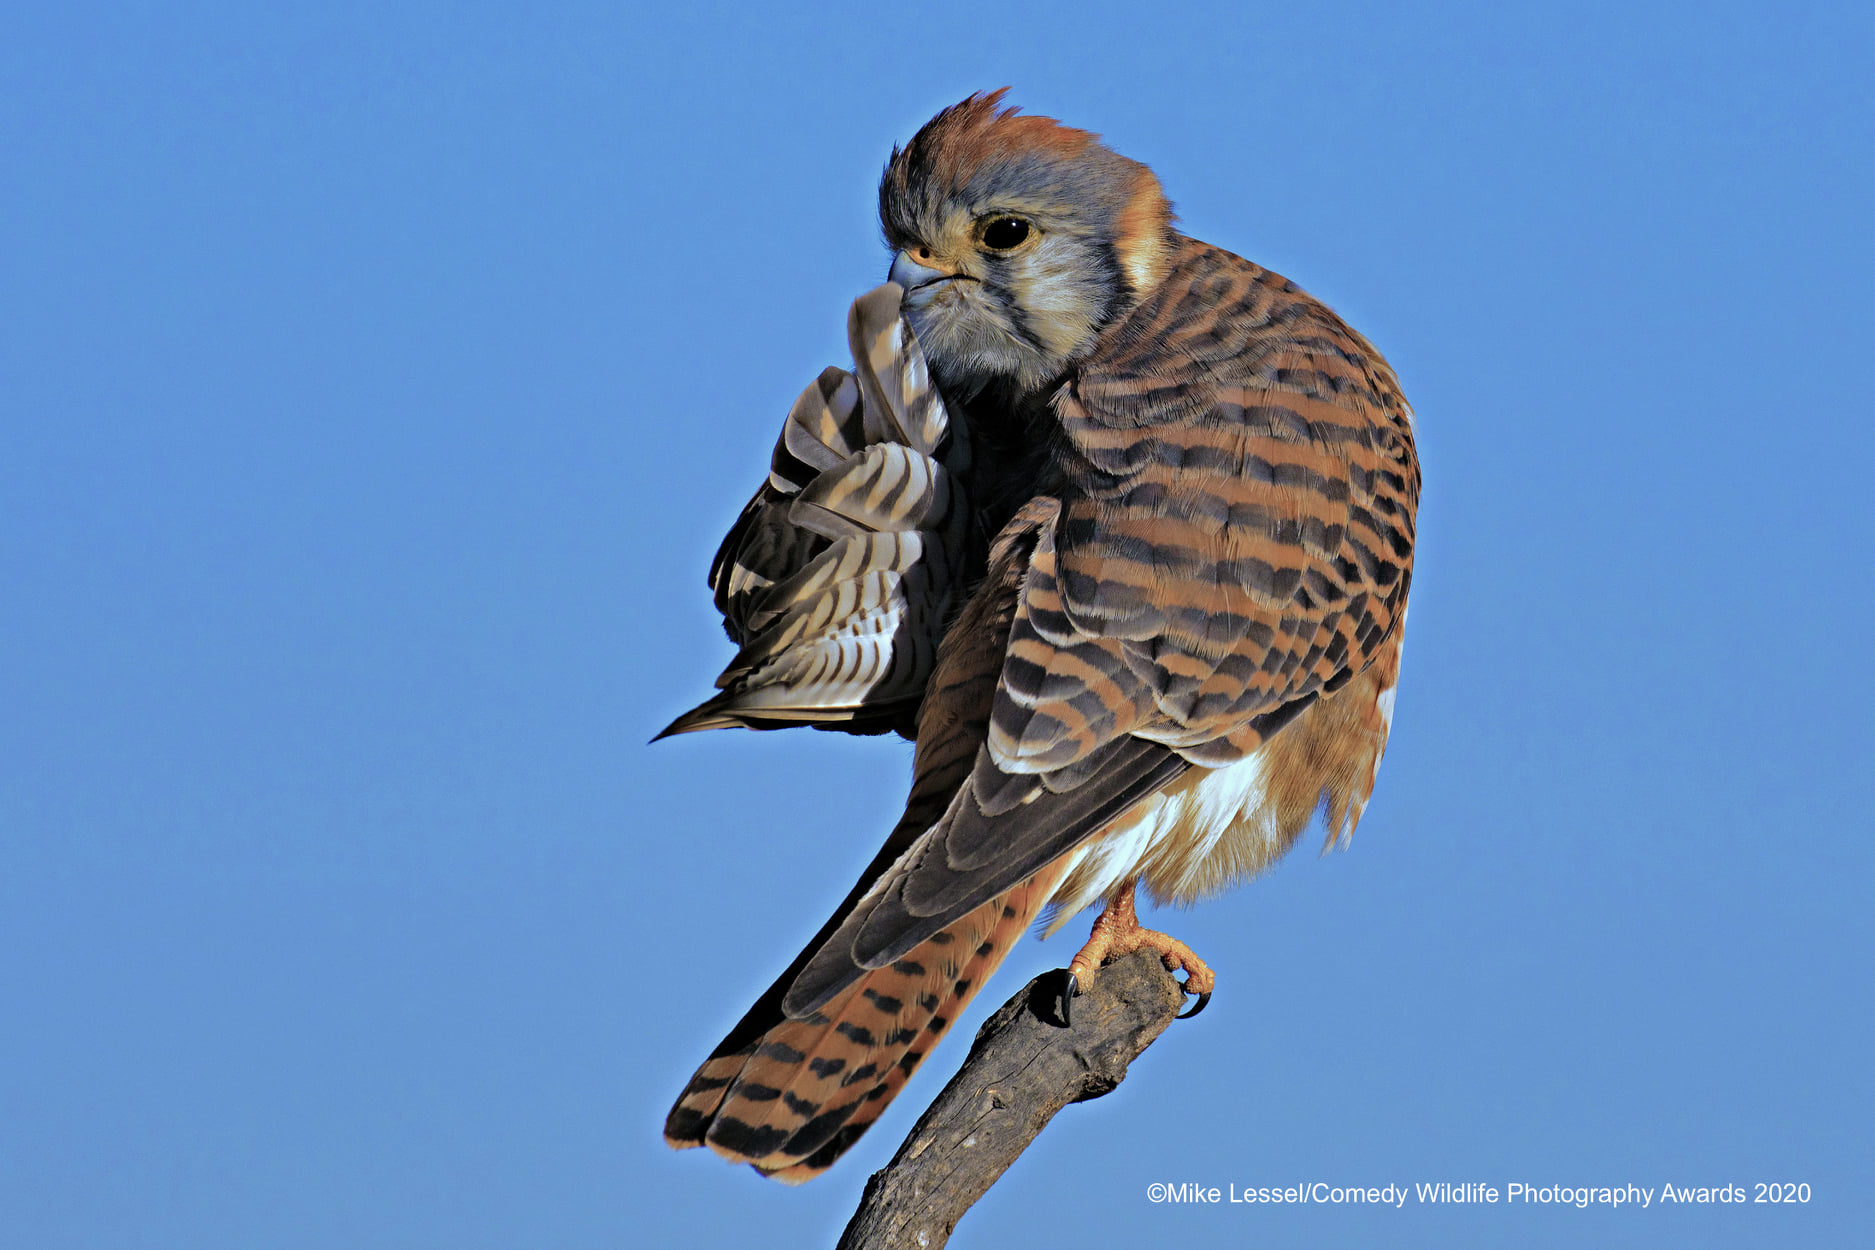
xmin=1040 ymin=660 xmax=1400 ymax=935
xmin=1043 ymin=746 xmax=1284 ymax=934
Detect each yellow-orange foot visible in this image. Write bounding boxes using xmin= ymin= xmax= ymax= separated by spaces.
xmin=1063 ymin=881 xmax=1214 ymax=1024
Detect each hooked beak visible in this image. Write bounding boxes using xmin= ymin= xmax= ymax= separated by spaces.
xmin=889 ymin=250 xmax=956 ymax=292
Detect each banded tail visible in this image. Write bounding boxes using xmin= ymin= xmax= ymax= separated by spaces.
xmin=664 ymin=861 xmax=1064 ymax=1181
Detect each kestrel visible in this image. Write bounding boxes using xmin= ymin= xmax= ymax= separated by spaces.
xmin=663 ymin=91 xmax=1419 ymax=1183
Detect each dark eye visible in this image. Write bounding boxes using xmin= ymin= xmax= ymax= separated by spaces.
xmin=980 ymin=217 xmax=1031 ymax=250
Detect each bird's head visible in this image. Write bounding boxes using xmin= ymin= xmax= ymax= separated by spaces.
xmin=879 ymin=90 xmax=1175 ymax=402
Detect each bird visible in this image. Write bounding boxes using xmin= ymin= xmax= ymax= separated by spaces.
xmin=663 ymin=89 xmax=1419 ymax=1184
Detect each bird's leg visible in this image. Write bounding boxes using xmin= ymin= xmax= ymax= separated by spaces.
xmin=1063 ymin=879 xmax=1214 ymax=1023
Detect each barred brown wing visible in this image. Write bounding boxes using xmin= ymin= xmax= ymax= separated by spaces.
xmin=990 ymin=240 xmax=1419 ymax=772
xmin=660 ymin=284 xmax=974 ymax=738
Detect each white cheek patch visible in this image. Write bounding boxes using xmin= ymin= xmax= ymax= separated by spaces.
xmin=1017 ymin=242 xmax=1098 ymax=354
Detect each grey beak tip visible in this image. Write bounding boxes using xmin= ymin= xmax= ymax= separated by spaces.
xmin=889 ymin=250 xmax=948 ymax=292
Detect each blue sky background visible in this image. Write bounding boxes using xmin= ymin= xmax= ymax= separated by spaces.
xmin=4 ymin=2 xmax=1872 ymax=1247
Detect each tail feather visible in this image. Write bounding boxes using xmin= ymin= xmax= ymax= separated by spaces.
xmin=665 ymin=861 xmax=1065 ymax=1182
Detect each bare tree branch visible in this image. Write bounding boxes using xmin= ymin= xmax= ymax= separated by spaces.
xmin=835 ymin=950 xmax=1187 ymax=1250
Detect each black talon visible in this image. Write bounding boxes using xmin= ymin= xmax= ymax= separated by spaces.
xmin=1061 ymin=971 xmax=1079 ymax=1027
xmin=1176 ymin=990 xmax=1211 ymax=1020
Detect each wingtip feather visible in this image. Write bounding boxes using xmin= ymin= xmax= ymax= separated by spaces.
xmin=653 ymin=702 xmax=741 ymax=741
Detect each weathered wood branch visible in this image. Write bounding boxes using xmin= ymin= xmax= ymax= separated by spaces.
xmin=835 ymin=950 xmax=1187 ymax=1250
